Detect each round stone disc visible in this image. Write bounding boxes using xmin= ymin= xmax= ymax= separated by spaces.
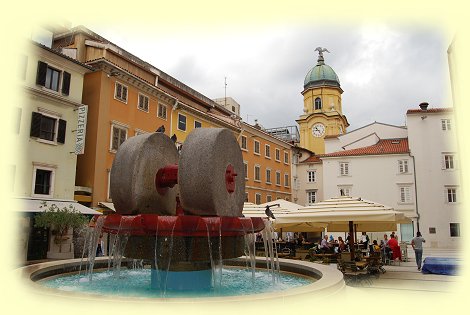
xmin=110 ymin=133 xmax=179 ymax=215
xmin=179 ymin=128 xmax=245 ymax=217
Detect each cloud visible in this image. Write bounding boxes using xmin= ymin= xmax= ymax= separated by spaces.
xmin=89 ymin=22 xmax=450 ymax=132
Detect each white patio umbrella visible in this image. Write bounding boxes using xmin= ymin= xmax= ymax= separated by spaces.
xmin=242 ymin=201 xmax=326 ymax=232
xmin=272 ymin=196 xmax=411 ymax=259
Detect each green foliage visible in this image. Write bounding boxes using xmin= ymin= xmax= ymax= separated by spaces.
xmin=34 ymin=201 xmax=89 ymax=239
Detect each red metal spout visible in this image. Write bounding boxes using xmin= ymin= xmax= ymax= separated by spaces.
xmin=225 ymin=164 xmax=237 ymax=193
xmin=155 ymin=164 xmax=179 ymax=195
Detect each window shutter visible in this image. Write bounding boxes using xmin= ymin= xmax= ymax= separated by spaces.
xmin=57 ymin=119 xmax=67 ymax=144
xmin=62 ymin=71 xmax=71 ymax=95
xmin=30 ymin=112 xmax=42 ymax=137
xmin=36 ymin=61 xmax=47 ymax=86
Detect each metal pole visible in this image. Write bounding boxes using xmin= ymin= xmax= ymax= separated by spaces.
xmin=349 ymin=221 xmax=355 ymax=261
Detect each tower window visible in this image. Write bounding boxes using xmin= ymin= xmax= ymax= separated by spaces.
xmin=314 ymin=97 xmax=322 ymax=110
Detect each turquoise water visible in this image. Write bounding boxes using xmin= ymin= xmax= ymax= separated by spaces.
xmin=40 ymin=267 xmax=314 ymax=298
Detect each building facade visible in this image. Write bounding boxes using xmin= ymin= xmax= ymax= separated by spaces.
xmin=296 ymin=50 xmax=349 ymax=154
xmin=14 ymin=38 xmax=93 ymax=260
xmin=407 ymin=106 xmax=460 ymax=248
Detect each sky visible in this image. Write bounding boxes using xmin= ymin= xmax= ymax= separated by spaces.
xmin=85 ymin=22 xmax=452 ymax=131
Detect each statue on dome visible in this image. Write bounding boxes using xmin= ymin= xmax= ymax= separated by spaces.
xmin=314 ymin=47 xmax=330 ymax=57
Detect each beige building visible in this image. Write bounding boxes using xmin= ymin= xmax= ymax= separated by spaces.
xmin=13 ymin=36 xmax=96 ymax=261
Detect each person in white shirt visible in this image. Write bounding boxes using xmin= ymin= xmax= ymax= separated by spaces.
xmin=411 ymin=231 xmax=426 ymax=271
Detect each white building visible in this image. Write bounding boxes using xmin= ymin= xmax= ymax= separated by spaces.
xmin=321 ymin=136 xmax=417 ymax=242
xmin=407 ymin=105 xmax=460 ymax=248
xmin=213 ymin=96 xmax=240 ymax=117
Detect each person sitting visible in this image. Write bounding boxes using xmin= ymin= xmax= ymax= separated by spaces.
xmin=337 ymin=236 xmax=346 ymax=253
xmin=387 ymin=234 xmax=402 ymax=261
xmin=372 ymin=240 xmax=381 ymax=252
xmin=297 ymin=233 xmax=305 ymax=246
xmin=320 ymin=235 xmax=332 ymax=253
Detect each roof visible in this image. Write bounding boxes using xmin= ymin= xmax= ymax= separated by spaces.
xmin=407 ymin=108 xmax=453 ymax=114
xmin=321 ymin=138 xmax=409 ymax=158
xmin=301 ymin=155 xmax=322 ymax=163
xmin=304 ymin=54 xmax=340 ymax=89
xmin=32 ymin=41 xmax=94 ymax=71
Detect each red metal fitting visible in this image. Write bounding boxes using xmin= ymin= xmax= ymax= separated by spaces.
xmin=155 ymin=164 xmax=179 ymax=195
xmin=225 ymin=164 xmax=237 ymax=193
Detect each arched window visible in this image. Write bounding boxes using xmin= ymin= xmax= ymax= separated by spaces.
xmin=314 ymin=97 xmax=322 ymax=110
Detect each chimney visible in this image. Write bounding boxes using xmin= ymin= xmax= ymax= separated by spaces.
xmin=419 ymin=102 xmax=429 ymax=111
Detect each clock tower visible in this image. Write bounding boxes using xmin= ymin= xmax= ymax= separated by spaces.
xmin=296 ymin=48 xmax=349 ymax=154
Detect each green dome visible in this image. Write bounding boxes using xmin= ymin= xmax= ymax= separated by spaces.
xmin=304 ymin=56 xmax=340 ymax=89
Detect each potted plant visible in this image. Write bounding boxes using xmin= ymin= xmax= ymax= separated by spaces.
xmin=34 ymin=201 xmax=89 ymax=254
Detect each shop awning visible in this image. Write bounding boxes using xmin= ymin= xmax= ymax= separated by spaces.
xmin=98 ymin=202 xmax=116 ymax=212
xmin=14 ymin=197 xmax=101 ymax=215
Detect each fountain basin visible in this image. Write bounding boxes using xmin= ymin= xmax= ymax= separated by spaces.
xmin=18 ymin=257 xmax=345 ymax=302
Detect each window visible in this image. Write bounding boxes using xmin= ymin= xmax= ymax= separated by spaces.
xmin=284 ymin=152 xmax=289 ymax=164
xmin=36 ymin=61 xmax=71 ymax=95
xmin=194 ymin=121 xmax=202 ymax=128
xmin=107 ymin=169 xmax=112 ymax=201
xmin=232 ymin=106 xmax=236 ymax=112
xmin=398 ymin=160 xmax=409 ymax=173
xmin=34 ymin=169 xmax=52 ymax=195
xmin=254 ymin=140 xmax=260 ymax=155
xmin=266 ymin=169 xmax=271 ymax=184
xmin=265 ymin=145 xmax=271 ymax=158
xmin=114 ymin=82 xmax=128 ymax=103
xmin=255 ymin=193 xmax=262 ymax=205
xmin=447 ymin=187 xmax=457 ymax=203
xmin=266 ymin=195 xmax=272 ymax=202
xmin=245 ymin=192 xmax=249 ymax=202
xmin=339 ymin=186 xmax=351 ymax=196
xmin=275 ymin=171 xmax=281 ymax=186
xmin=443 ymin=154 xmax=455 ymax=169
xmin=284 ymin=173 xmax=289 ymax=187
xmin=307 ymin=191 xmax=317 ymax=205
xmin=254 ymin=165 xmax=261 ymax=182
xmin=275 ymin=148 xmax=280 ymax=161
xmin=399 ymin=186 xmax=412 ymax=203
xmin=32 ymin=164 xmax=56 ymax=197
xmin=243 ymin=162 xmax=248 ymax=180
xmin=158 ymin=104 xmax=167 ymax=120
xmin=307 ymin=170 xmax=316 ymax=183
xmin=429 ymin=227 xmax=436 ymax=234
xmin=178 ymin=114 xmax=187 ymax=131
xmin=340 ymin=162 xmax=349 ymax=176
xmin=314 ymin=97 xmax=322 ymax=110
xmin=30 ymin=111 xmax=66 ymax=144
xmin=111 ymin=124 xmax=127 ymax=151
xmin=450 ymin=223 xmax=460 ymax=237
xmin=241 ymin=136 xmax=247 ymax=150
xmin=441 ymin=119 xmax=451 ymax=131
xmin=138 ymin=94 xmax=149 ymax=112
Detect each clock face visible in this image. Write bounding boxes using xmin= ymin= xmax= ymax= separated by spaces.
xmin=312 ymin=123 xmax=325 ymax=137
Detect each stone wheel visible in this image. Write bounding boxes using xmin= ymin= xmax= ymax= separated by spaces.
xmin=178 ymin=128 xmax=245 ymax=217
xmin=110 ymin=132 xmax=179 ymax=215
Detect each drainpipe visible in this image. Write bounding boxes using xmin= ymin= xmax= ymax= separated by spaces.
xmin=170 ymin=99 xmax=179 ymax=137
xmin=410 ymin=154 xmax=420 ymax=232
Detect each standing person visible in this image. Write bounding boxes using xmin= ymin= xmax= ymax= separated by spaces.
xmin=360 ymin=232 xmax=369 ymax=251
xmin=388 ymin=234 xmax=401 ymax=261
xmin=411 ymin=231 xmax=426 ymax=271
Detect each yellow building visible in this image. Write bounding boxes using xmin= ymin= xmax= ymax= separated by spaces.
xmin=240 ymin=122 xmax=293 ymax=204
xmin=296 ymin=49 xmax=349 ymax=154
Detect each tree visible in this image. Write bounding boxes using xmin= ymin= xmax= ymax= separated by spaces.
xmin=34 ymin=201 xmax=89 ymax=253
